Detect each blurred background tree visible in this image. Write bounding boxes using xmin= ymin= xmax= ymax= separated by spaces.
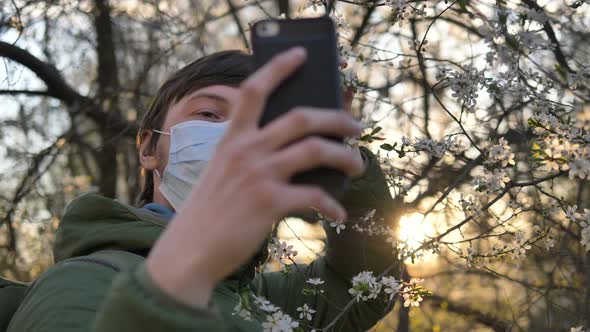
xmin=1 ymin=0 xmax=589 ymax=331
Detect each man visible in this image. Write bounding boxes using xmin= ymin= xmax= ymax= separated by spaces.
xmin=7 ymin=47 xmax=400 ymax=331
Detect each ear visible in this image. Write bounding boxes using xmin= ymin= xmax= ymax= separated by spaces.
xmin=138 ymin=130 xmax=159 ymax=171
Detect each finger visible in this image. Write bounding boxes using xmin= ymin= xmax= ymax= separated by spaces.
xmin=268 ymin=137 xmax=365 ymax=180
xmin=230 ymin=47 xmax=307 ymax=131
xmin=257 ymin=108 xmax=362 ymax=151
xmin=278 ymin=184 xmax=346 ymax=222
xmin=343 ymin=88 xmax=355 ymax=113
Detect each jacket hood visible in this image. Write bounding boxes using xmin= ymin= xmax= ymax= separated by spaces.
xmin=53 ymin=193 xmax=267 ymax=282
xmin=54 ymin=193 xmax=168 ymax=263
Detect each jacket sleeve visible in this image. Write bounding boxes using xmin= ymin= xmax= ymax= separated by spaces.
xmin=7 ymin=261 xmax=228 ymax=332
xmin=254 ymin=146 xmax=402 ymax=331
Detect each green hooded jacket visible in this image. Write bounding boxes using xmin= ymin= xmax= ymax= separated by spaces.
xmin=7 ymin=147 xmax=400 ymax=332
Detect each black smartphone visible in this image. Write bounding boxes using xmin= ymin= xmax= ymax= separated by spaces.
xmin=251 ymin=16 xmax=350 ymax=200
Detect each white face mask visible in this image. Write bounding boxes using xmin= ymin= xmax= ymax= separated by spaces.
xmin=153 ymin=120 xmax=230 ymax=210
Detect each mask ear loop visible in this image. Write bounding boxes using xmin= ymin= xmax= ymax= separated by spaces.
xmin=152 ymin=129 xmax=170 ymax=136
xmin=150 ymin=129 xmax=169 ymax=178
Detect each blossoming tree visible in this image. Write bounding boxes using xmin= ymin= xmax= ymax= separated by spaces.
xmin=1 ymin=0 xmax=589 ymax=331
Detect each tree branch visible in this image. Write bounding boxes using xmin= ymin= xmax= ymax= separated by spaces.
xmin=521 ymin=0 xmax=573 ymax=73
xmin=227 ymin=0 xmax=250 ymax=49
xmin=0 ymin=89 xmax=52 ymax=97
xmin=426 ymin=294 xmax=510 ymax=332
xmin=351 ymin=1 xmax=376 ymax=47
xmin=277 ymin=0 xmax=290 ymax=17
xmin=0 ymin=41 xmax=138 ymax=137
xmin=0 ymin=41 xmax=81 ymax=104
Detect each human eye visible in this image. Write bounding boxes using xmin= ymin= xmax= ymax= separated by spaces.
xmin=195 ymin=108 xmax=221 ymax=120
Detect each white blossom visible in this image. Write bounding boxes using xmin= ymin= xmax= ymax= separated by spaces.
xmin=381 ymin=276 xmax=401 ymax=301
xmin=568 ymin=70 xmax=590 ymax=90
xmin=472 ymin=169 xmax=510 ymax=193
xmin=413 ymin=137 xmax=446 ymax=158
xmin=385 ymin=0 xmax=409 ymax=26
xmin=517 ymin=31 xmax=551 ymax=53
xmin=440 ymin=65 xmax=487 ymax=112
xmin=566 ymin=205 xmax=583 ymax=222
xmin=341 ymin=68 xmax=359 ymax=90
xmin=569 ymin=158 xmax=590 ymax=180
xmin=296 ymin=303 xmax=316 ymax=321
xmin=401 ymin=278 xmax=425 ymax=307
xmin=446 ymin=135 xmax=467 ymax=154
xmin=306 ymin=278 xmax=325 ymax=286
xmin=544 ymin=237 xmax=555 ymax=251
xmin=523 ymin=8 xmax=549 ymax=25
xmin=361 ymin=209 xmax=377 ymax=223
xmin=254 ymin=295 xmax=279 ymax=313
xmin=303 ymin=0 xmax=323 ymax=12
xmin=484 ymin=137 xmax=515 ymax=167
xmin=459 ymin=193 xmax=484 ymax=216
xmin=329 ymin=221 xmax=346 ymax=234
xmin=511 ymin=231 xmax=532 ymax=260
xmin=262 ymin=311 xmax=299 ymax=332
xmin=232 ymin=301 xmax=253 ymax=321
xmin=386 ymin=0 xmax=406 ymax=10
xmin=269 ymin=239 xmax=298 ymax=260
xmin=348 ymin=271 xmax=382 ymax=302
xmin=402 ymin=292 xmax=423 ymax=307
xmin=330 ymin=11 xmax=349 ymax=31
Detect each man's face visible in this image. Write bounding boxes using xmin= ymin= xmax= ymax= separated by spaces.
xmin=154 ymin=85 xmax=241 ymax=173
xmin=141 ymin=81 xmax=354 ymax=209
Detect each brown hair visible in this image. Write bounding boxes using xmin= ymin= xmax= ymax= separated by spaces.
xmin=136 ymin=50 xmax=254 ymax=206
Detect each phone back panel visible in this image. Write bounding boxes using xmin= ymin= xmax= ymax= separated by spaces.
xmin=252 ymin=17 xmax=342 ymax=125
xmin=252 ymin=17 xmax=350 ymax=200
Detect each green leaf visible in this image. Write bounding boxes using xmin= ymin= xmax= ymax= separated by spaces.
xmin=370 ymin=126 xmax=383 ymax=135
xmin=360 ymin=134 xmax=372 ymax=141
xmin=301 ymin=287 xmax=318 ymax=296
xmin=505 ymin=35 xmax=520 ymax=50
xmin=518 ymin=13 xmax=527 ymax=26
xmin=458 ymin=0 xmax=468 ymax=12
xmin=488 ymin=83 xmax=500 ymax=94
xmin=379 ymin=143 xmax=395 ymax=151
xmin=499 ymin=13 xmax=508 ymax=25
xmin=554 ymin=64 xmax=568 ymax=80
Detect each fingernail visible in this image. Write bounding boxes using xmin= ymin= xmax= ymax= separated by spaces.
xmin=337 ymin=210 xmax=347 ymax=223
xmin=291 ymin=46 xmax=306 ymax=59
xmin=354 ymin=121 xmax=363 ymax=131
xmin=334 ymin=206 xmax=347 ymax=222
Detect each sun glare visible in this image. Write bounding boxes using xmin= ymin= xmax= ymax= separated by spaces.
xmin=399 ymin=213 xmax=429 ymax=249
xmin=398 ymin=213 xmax=438 ymax=264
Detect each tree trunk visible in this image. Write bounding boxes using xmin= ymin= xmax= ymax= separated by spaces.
xmin=93 ymin=0 xmax=120 ymax=198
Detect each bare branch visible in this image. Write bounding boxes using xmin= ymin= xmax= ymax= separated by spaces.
xmin=0 ymin=41 xmax=138 ymax=137
xmin=0 ymin=41 xmax=82 ymax=104
xmin=0 ymin=89 xmax=52 ymax=97
xmin=426 ymin=294 xmax=510 ymax=332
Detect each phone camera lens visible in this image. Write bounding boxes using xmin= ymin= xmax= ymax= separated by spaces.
xmin=257 ymin=21 xmax=279 ymax=37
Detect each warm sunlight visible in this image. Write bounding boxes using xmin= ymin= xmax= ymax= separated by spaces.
xmin=399 ymin=213 xmax=430 ymax=250
xmin=398 ymin=213 xmax=437 ymax=264
xmin=277 ymin=218 xmax=326 ymax=265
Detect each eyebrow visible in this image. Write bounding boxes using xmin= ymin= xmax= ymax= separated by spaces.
xmin=187 ymin=92 xmax=229 ymax=104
